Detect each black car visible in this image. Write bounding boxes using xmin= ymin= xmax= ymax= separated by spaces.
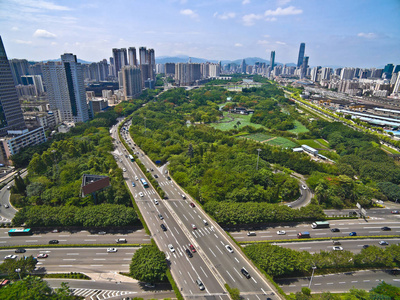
xmin=331 ymin=228 xmax=340 ymax=232
xmin=241 ymin=268 xmax=251 ymax=279
xmin=363 ymin=245 xmax=369 ymax=249
xmin=164 ymin=196 xmax=169 ymax=200
xmin=381 ymin=226 xmax=391 ymax=231
xmin=49 ymin=240 xmax=59 ymax=244
xmin=185 ymin=249 xmax=193 ymax=258
xmin=15 ymin=248 xmax=26 ymax=253
xmin=167 ymin=176 xmax=171 ymax=180
xmin=160 ymin=224 xmax=167 ymax=231
xmin=154 ymin=174 xmax=158 ymax=178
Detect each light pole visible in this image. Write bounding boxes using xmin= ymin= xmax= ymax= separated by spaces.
xmin=308 ymin=266 xmax=317 ymax=288
xmin=15 ymin=268 xmax=21 ymax=280
xmin=256 ymin=149 xmax=262 ymax=170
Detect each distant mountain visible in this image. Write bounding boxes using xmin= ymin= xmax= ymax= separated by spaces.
xmin=29 ymin=58 xmax=93 ymax=64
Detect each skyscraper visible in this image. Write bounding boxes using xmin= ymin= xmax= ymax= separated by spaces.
xmin=128 ymin=47 xmax=137 ymax=66
xmin=42 ymin=53 xmax=89 ymax=123
xmin=139 ymin=47 xmax=148 ymax=65
xmin=300 ymin=56 xmax=309 ymax=79
xmin=9 ymin=58 xmax=30 ymax=85
xmin=297 ymin=43 xmax=305 ymax=68
xmin=112 ymin=48 xmax=128 ymax=78
xmin=0 ymin=36 xmax=27 ymax=136
xmin=241 ymin=59 xmax=247 ymax=74
xmin=270 ymin=51 xmax=275 ymax=71
xmin=121 ymin=66 xmax=142 ymax=100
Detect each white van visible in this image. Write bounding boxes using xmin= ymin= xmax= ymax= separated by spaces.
xmin=203 ymin=220 xmax=208 ymax=226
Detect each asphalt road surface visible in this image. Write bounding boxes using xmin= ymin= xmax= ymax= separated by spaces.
xmin=0 ymin=185 xmax=15 ymax=223
xmin=116 ymin=121 xmax=280 ymax=300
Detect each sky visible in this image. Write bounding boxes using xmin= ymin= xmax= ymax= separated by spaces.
xmin=1 ymin=0 xmax=399 ymax=68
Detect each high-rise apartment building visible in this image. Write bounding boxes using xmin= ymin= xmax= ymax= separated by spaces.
xmin=175 ymin=63 xmax=201 ymax=86
xmin=112 ymin=48 xmax=128 ymax=78
xmin=270 ymin=51 xmax=275 ymax=71
xmin=128 ymin=47 xmax=137 ymax=66
xmin=320 ymin=67 xmax=332 ymax=81
xmin=0 ymin=36 xmax=27 ymax=136
xmin=139 ymin=47 xmax=148 ymax=65
xmin=165 ymin=63 xmax=176 ymax=76
xmin=9 ymin=58 xmax=30 ymax=85
xmin=300 ymin=56 xmax=309 ymax=79
xmin=241 ymin=59 xmax=246 ymax=74
xmin=297 ymin=43 xmax=305 ymax=68
xmin=42 ymin=53 xmax=89 ymax=123
xmin=21 ymin=75 xmax=44 ymax=95
xmin=121 ymin=66 xmax=142 ymax=100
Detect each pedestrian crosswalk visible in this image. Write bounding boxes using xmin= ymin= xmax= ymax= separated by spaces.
xmin=70 ymin=288 xmax=136 ymax=300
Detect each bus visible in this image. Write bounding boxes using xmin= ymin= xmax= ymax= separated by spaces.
xmin=311 ymin=221 xmax=330 ymax=229
xmin=128 ymin=154 xmax=134 ymax=162
xmin=8 ymin=228 xmax=33 ymax=236
xmin=140 ymin=178 xmax=149 ymax=188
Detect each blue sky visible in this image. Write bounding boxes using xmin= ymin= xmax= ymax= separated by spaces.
xmin=1 ymin=0 xmax=399 ymax=68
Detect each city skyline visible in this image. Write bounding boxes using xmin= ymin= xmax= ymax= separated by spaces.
xmin=0 ymin=0 xmax=399 ymax=68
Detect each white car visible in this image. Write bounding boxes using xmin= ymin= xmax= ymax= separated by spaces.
xmin=5 ymin=255 xmax=17 ymax=260
xmin=135 ymin=176 xmax=138 ymax=181
xmin=107 ymin=248 xmax=118 ymax=253
xmin=154 ymin=199 xmax=159 ymax=205
xmin=123 ymin=168 xmax=126 ymax=172
xmin=168 ymin=244 xmax=175 ymax=252
xmin=277 ymin=230 xmax=286 ymax=235
xmin=302 ymin=185 xmax=307 ymax=190
xmin=225 ymin=245 xmax=234 ymax=253
xmin=139 ymin=192 xmax=144 ymax=197
xmin=333 ymin=246 xmax=343 ymax=251
xmin=37 ymin=253 xmax=48 ymax=258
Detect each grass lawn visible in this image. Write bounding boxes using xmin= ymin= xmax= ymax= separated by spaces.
xmin=288 ymin=120 xmax=309 ymax=134
xmin=381 ymin=144 xmax=400 ymax=154
xmin=316 ymin=138 xmax=330 ymax=148
xmin=210 ymin=112 xmax=265 ymax=131
xmin=265 ymin=137 xmax=299 ymax=148
xmin=297 ymin=139 xmax=327 ymax=149
xmin=238 ymin=133 xmax=274 ymax=142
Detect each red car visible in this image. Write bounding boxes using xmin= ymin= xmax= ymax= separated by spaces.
xmin=391 ymin=210 xmax=399 ymax=214
xmin=191 ymin=224 xmax=197 ymax=230
xmin=189 ymin=244 xmax=196 ymax=253
xmin=37 ymin=254 xmax=48 ymax=258
xmin=190 ymin=203 xmax=195 ymax=208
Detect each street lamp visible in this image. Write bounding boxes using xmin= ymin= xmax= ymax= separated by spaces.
xmin=256 ymin=149 xmax=262 ymax=170
xmin=15 ymin=268 xmax=21 ymax=280
xmin=308 ymin=266 xmax=317 ymax=288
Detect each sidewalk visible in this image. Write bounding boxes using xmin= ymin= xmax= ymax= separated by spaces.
xmin=84 ymin=272 xmax=138 ymax=283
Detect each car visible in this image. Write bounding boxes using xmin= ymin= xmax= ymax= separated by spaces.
xmin=116 ymin=238 xmax=127 ymax=243
xmin=135 ymin=176 xmax=138 ymax=181
xmin=333 ymin=246 xmax=343 ymax=251
xmin=192 ymin=224 xmax=197 ymax=230
xmin=376 ymin=200 xmax=384 ymax=204
xmin=165 ymin=170 xmax=168 ymax=174
xmin=167 ymin=176 xmax=171 ymax=180
xmin=381 ymin=226 xmax=391 ymax=231
xmin=15 ymin=248 xmax=26 ymax=253
xmin=163 ymin=195 xmax=169 ymax=200
xmin=4 ymin=204 xmax=9 ymax=208
xmin=277 ymin=230 xmax=286 ymax=235
xmin=131 ymin=182 xmax=136 ymax=187
xmin=107 ymin=248 xmax=118 ymax=253
xmin=144 ymin=282 xmax=155 ymax=288
xmin=349 ymin=232 xmax=357 ymax=236
xmin=160 ymin=224 xmax=167 ymax=231
xmin=189 ymin=244 xmax=196 ymax=252
xmin=203 ymin=220 xmax=208 ymax=226
xmin=98 ymin=231 xmax=106 ymax=235
xmin=4 ymin=255 xmax=17 ymax=260
xmin=37 ymin=253 xmax=48 ymax=258
xmin=49 ymin=240 xmax=59 ymax=244
xmin=154 ymin=174 xmax=158 ymax=178
xmin=150 ymin=168 xmax=154 ymax=171
xmin=225 ymin=245 xmax=234 ymax=253
xmin=196 ymin=279 xmax=205 ymax=290
xmin=52 ymin=229 xmax=59 ymax=233
xmin=181 ymin=194 xmax=186 ymax=199
xmin=7 ymin=186 xmax=11 ymax=190
xmin=139 ymin=192 xmax=144 ymax=197
xmin=185 ymin=249 xmax=193 ymax=258
xmin=302 ymin=185 xmax=307 ymax=190
xmin=154 ymin=199 xmax=159 ymax=205
xmin=331 ymin=228 xmax=340 ymax=232
xmin=123 ymin=168 xmax=126 ymax=172
xmin=158 ymin=213 xmax=164 ymax=220
xmin=391 ymin=210 xmax=399 ymax=214
xmin=287 ymin=204 xmax=292 ymax=208
xmin=379 ymin=241 xmax=389 ymax=246
xmin=362 ymin=245 xmax=370 ymax=249
xmin=241 ymin=268 xmax=251 ymax=279
xmin=168 ymin=244 xmax=175 ymax=252
xmin=190 ymin=203 xmax=195 ymax=208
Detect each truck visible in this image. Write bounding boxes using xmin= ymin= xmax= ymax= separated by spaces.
xmin=311 ymin=221 xmax=330 ymax=229
xmin=297 ymin=231 xmax=311 ymax=238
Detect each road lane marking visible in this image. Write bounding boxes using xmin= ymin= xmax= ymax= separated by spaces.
xmin=90 ymin=265 xmax=104 ymax=267
xmin=339 ymin=282 xmax=346 ymax=284
xmin=226 ymin=270 xmax=235 ymax=282
xmin=84 ymin=239 xmax=97 ymax=241
xmin=351 ymin=281 xmax=358 ymax=283
xmin=200 ymin=266 xmax=208 ymax=278
xmin=209 ymin=248 xmax=217 ymax=257
xmin=252 ymin=277 xmax=257 ymax=283
xmin=93 ymin=259 xmax=106 ymax=261
xmin=25 ymin=240 xmax=38 ymax=242
xmin=62 ymin=259 xmax=76 ymax=261
xmin=215 ymin=245 xmax=223 ymax=254
xmin=234 ymin=257 xmax=239 ymax=263
xmin=59 ymin=265 xmax=73 ymax=267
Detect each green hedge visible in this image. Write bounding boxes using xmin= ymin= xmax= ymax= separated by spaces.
xmin=44 ymin=272 xmax=90 ymax=280
xmin=166 ymin=269 xmax=184 ymax=300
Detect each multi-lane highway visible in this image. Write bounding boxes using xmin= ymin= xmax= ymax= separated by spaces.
xmin=115 ymin=121 xmax=280 ymax=299
xmin=0 ymin=184 xmax=15 ymax=223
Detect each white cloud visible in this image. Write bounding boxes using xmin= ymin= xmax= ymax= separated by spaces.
xmin=257 ymin=40 xmax=269 ymax=45
xmin=180 ymin=9 xmax=199 ymax=19
xmin=265 ymin=17 xmax=277 ymax=22
xmin=11 ymin=26 xmax=19 ymax=31
xmin=51 ymin=42 xmax=57 ymax=46
xmin=242 ymin=13 xmax=263 ymax=26
xmin=16 ymin=0 xmax=71 ymax=11
xmin=276 ymin=41 xmax=286 ymax=45
xmin=214 ymin=12 xmax=236 ymax=20
xmin=33 ymin=29 xmax=57 ymax=39
xmin=234 ymin=43 xmax=243 ymax=47
xmin=277 ymin=0 xmax=291 ymax=5
xmin=263 ymin=34 xmax=270 ymax=38
xmin=264 ymin=6 xmax=303 ymax=16
xmin=15 ymin=39 xmax=32 ymax=44
xmin=357 ymin=32 xmax=377 ymax=39
xmin=242 ymin=0 xmax=250 ymax=4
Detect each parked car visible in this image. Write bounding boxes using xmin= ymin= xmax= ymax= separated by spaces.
xmin=98 ymin=231 xmax=106 ymax=235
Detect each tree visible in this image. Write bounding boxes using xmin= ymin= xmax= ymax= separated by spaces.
xmin=187 ymin=143 xmax=194 ymax=167
xmin=370 ymin=281 xmax=400 ymax=299
xmin=129 ymin=245 xmax=167 ymax=283
xmin=0 ymin=275 xmax=77 ymax=299
xmin=0 ymin=256 xmax=37 ymax=280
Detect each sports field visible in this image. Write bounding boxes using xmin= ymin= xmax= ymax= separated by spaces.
xmin=298 ymin=139 xmax=329 ymax=149
xmin=264 ymin=137 xmax=299 ymax=148
xmin=288 ymin=120 xmax=309 ymax=134
xmin=238 ymin=133 xmax=274 ymax=142
xmin=211 ymin=113 xmax=264 ymax=131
